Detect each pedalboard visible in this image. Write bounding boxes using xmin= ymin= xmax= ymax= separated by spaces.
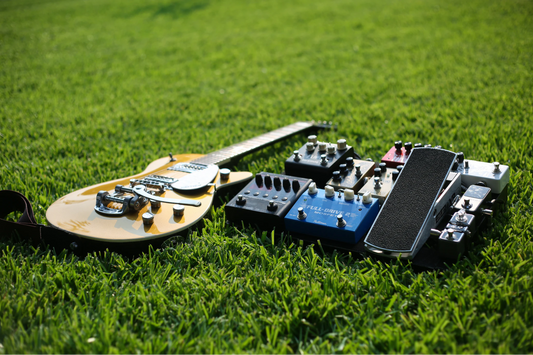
xmin=284 ymin=185 xmax=380 ymax=244
xmin=326 ymin=159 xmax=375 ymax=192
xmin=225 ymin=172 xmax=312 ymax=231
xmin=285 ymin=135 xmax=355 ymax=188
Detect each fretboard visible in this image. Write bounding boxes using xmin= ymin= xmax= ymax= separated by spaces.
xmin=191 ymin=121 xmax=322 ymax=166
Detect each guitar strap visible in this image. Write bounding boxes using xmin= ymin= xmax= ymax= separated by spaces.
xmin=0 ymin=190 xmax=85 ymax=256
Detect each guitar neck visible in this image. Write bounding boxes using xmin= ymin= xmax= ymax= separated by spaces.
xmin=192 ymin=121 xmax=328 ymax=166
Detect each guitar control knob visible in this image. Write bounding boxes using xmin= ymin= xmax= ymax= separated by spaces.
xmin=320 ymin=154 xmax=328 ymax=166
xmin=327 ymin=144 xmax=336 ymax=155
xmin=392 ymin=170 xmax=399 ymax=182
xmin=173 ymin=204 xmax=185 ymax=217
xmin=395 ymin=141 xmax=403 ymax=152
xmin=308 ymin=182 xmax=318 ymax=195
xmin=344 ymin=189 xmax=354 ymax=201
xmin=283 ymin=178 xmax=291 ymax=191
xmin=220 ymin=168 xmax=230 ymax=181
xmin=325 ymin=185 xmax=335 ymax=198
xmin=379 ymin=162 xmax=387 ymax=174
xmin=336 ymin=214 xmax=346 ymax=228
xmin=150 ymin=199 xmax=161 ymax=209
xmin=346 ymin=157 xmax=354 ymax=167
xmin=255 ymin=174 xmax=263 ymax=187
xmin=374 ymin=168 xmax=381 ymax=178
xmin=297 ymin=207 xmax=307 ymax=220
xmin=273 ymin=177 xmax=281 ymax=190
xmin=337 ymin=139 xmax=347 ymax=150
xmin=293 ymin=150 xmax=301 ymax=162
xmin=236 ymin=195 xmax=246 ymax=206
xmin=292 ymin=180 xmax=300 ymax=192
xmin=318 ymin=142 xmax=327 ymax=152
xmin=264 ymin=175 xmax=272 ymax=188
xmin=332 ymin=171 xmax=341 ymax=181
xmin=267 ymin=200 xmax=278 ymax=211
xmin=308 ymin=135 xmax=318 ymax=144
xmin=306 ymin=142 xmax=315 ymax=152
xmin=142 ymin=212 xmax=154 ymax=226
xmin=405 ymin=142 xmax=412 ymax=153
xmin=362 ymin=191 xmax=372 ymax=204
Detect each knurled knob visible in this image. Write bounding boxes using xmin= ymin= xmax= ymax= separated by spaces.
xmin=142 ymin=212 xmax=154 ymax=226
xmin=332 ymin=171 xmax=341 ymax=181
xmin=318 ymin=142 xmax=327 ymax=152
xmin=395 ymin=141 xmax=403 ymax=151
xmin=306 ymin=142 xmax=315 ymax=152
xmin=379 ymin=162 xmax=387 ymax=173
xmin=374 ymin=168 xmax=381 ymax=178
xmin=173 ymin=204 xmax=185 ymax=217
xmin=346 ymin=157 xmax=354 ymax=167
xmin=308 ymin=135 xmax=318 ymax=144
xmin=220 ymin=168 xmax=230 ymax=180
xmin=405 ymin=142 xmax=412 ymax=153
xmin=337 ymin=139 xmax=347 ymax=150
xmin=327 ymin=144 xmax=336 ymax=155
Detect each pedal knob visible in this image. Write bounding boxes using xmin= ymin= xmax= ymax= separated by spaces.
xmin=379 ymin=162 xmax=387 ymax=174
xmin=392 ymin=170 xmax=399 ymax=182
xmin=308 ymin=135 xmax=318 ymax=144
xmin=320 ymin=154 xmax=328 ymax=166
xmin=362 ymin=191 xmax=372 ymax=204
xmin=373 ymin=176 xmax=381 ymax=190
xmin=236 ymin=195 xmax=246 ymax=206
xmin=318 ymin=142 xmax=327 ymax=152
xmin=297 ymin=207 xmax=307 ymax=220
xmin=396 ymin=165 xmax=404 ymax=173
xmin=283 ymin=178 xmax=291 ymax=191
xmin=346 ymin=157 xmax=354 ymax=167
xmin=374 ymin=168 xmax=382 ymax=178
xmin=327 ymin=144 xmax=336 ymax=155
xmin=336 ymin=214 xmax=347 ymax=228
xmin=395 ymin=141 xmax=403 ymax=152
xmin=405 ymin=142 xmax=412 ymax=153
xmin=462 ymin=198 xmax=472 ymax=209
xmin=325 ymin=185 xmax=335 ymax=198
xmin=292 ymin=180 xmax=300 ymax=192
xmin=264 ymin=175 xmax=272 ymax=188
xmin=457 ymin=152 xmax=464 ymax=164
xmin=332 ymin=171 xmax=341 ymax=181
xmin=142 ymin=212 xmax=154 ymax=226
xmin=337 ymin=139 xmax=347 ymax=150
xmin=339 ymin=164 xmax=347 ymax=173
xmin=267 ymin=200 xmax=278 ymax=211
xmin=220 ymin=168 xmax=230 ymax=180
xmin=493 ymin=162 xmax=501 ymax=172
xmin=355 ymin=164 xmax=362 ymax=177
xmin=446 ymin=229 xmax=455 ymax=240
xmin=344 ymin=189 xmax=354 ymax=201
xmin=255 ymin=174 xmax=263 ymax=187
xmin=306 ymin=142 xmax=315 ymax=152
xmin=173 ymin=204 xmax=185 ymax=217
xmin=308 ymin=182 xmax=318 ymax=195
xmin=273 ymin=177 xmax=281 ymax=190
xmin=293 ymin=150 xmax=301 ymax=162
xmin=414 ymin=143 xmax=423 ymax=148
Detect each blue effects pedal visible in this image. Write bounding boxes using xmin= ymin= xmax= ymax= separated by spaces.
xmin=284 ymin=185 xmax=380 ymax=244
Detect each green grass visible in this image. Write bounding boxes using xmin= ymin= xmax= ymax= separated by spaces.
xmin=1 ymin=0 xmax=533 ymax=352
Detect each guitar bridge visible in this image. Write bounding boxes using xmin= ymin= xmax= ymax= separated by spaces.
xmin=130 ymin=174 xmax=178 ymax=192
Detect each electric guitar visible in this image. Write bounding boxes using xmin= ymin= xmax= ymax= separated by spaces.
xmin=46 ymin=121 xmax=333 ymax=244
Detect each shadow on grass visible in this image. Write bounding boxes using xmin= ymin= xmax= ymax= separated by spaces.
xmin=127 ymin=0 xmax=210 ymax=19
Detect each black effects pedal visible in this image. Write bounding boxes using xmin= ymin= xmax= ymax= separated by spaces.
xmin=225 ymin=172 xmax=313 ymax=231
xmin=326 ymin=159 xmax=375 ymax=192
xmin=285 ymin=135 xmax=355 ymax=188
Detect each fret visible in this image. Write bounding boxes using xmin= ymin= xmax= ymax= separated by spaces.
xmin=191 ymin=121 xmax=326 ymax=166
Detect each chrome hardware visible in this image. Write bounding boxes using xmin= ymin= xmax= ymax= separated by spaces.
xmin=130 ymin=175 xmax=178 ymax=192
xmin=142 ymin=212 xmax=155 ymax=225
xmin=168 ymin=162 xmax=210 ymax=173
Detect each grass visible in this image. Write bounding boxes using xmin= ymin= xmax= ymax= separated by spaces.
xmin=1 ymin=0 xmax=533 ymax=352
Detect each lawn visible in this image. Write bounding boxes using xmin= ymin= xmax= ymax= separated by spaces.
xmin=1 ymin=0 xmax=532 ymax=352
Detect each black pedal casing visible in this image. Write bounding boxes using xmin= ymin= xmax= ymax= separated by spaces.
xmin=225 ymin=172 xmax=313 ymax=231
xmin=326 ymin=159 xmax=375 ymax=192
xmin=285 ymin=140 xmax=354 ymax=188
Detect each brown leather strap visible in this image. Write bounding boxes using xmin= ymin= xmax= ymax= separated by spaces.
xmin=0 ymin=190 xmax=84 ymax=254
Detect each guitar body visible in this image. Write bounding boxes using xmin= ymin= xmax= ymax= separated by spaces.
xmin=46 ymin=154 xmax=252 ymax=242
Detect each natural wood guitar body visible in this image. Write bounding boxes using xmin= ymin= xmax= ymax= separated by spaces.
xmin=46 ymin=154 xmax=252 ymax=242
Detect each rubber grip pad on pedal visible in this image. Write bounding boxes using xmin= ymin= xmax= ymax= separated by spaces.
xmin=364 ymin=148 xmax=456 ymax=256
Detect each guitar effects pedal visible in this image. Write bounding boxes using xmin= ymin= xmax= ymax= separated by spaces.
xmin=326 ymin=159 xmax=375 ymax=192
xmin=454 ymin=157 xmax=510 ymax=194
xmin=364 ymin=147 xmax=457 ymax=259
xmin=284 ymin=135 xmax=355 ymax=188
xmin=225 ymin=172 xmax=313 ymax=231
xmin=284 ymin=184 xmax=380 ymax=244
xmin=357 ymin=163 xmax=398 ymax=204
xmin=381 ymin=141 xmax=415 ymax=168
